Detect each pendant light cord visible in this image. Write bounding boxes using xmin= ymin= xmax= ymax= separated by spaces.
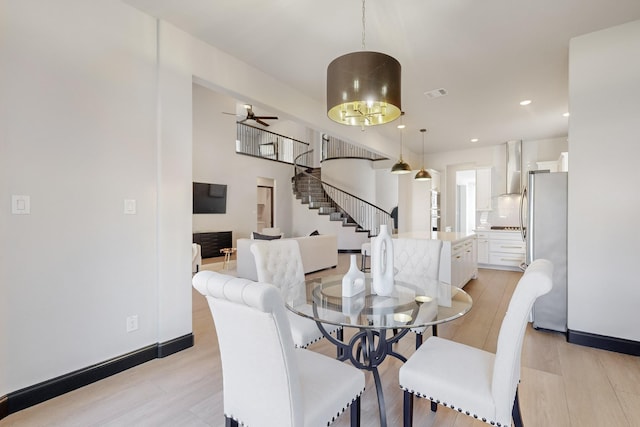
xmin=421 ymin=129 xmax=426 ymax=168
xmin=362 ymin=0 xmax=366 ymax=50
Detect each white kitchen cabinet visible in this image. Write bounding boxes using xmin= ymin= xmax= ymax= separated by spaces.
xmin=486 ymin=231 xmax=525 ymax=270
xmin=558 ymin=152 xmax=568 ymax=171
xmin=440 ymin=234 xmax=477 ymax=289
xmin=476 ymin=231 xmax=490 ymax=264
xmin=476 ymin=167 xmax=492 ymax=211
xmin=460 ymin=237 xmax=477 ymax=286
xmin=536 ymin=160 xmax=559 ymax=172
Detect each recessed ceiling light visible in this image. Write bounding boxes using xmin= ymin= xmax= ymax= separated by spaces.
xmin=397 ymin=123 xmax=405 ymax=129
xmin=470 ymin=138 xmax=479 ymax=143
xmin=519 ymin=100 xmax=532 ymax=106
xmin=563 ymin=112 xmax=570 ymax=117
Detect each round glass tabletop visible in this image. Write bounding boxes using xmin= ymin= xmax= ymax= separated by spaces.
xmin=286 ymin=275 xmax=472 ymax=330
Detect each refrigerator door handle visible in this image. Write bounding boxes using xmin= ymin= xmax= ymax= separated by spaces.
xmin=519 ymin=186 xmax=527 ymax=241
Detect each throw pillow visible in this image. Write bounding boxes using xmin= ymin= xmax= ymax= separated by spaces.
xmin=252 ymin=231 xmax=282 ymax=240
xmin=309 ymin=230 xmax=320 ymax=236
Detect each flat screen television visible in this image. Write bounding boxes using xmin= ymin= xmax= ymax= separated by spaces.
xmin=193 ymin=182 xmax=227 ymax=214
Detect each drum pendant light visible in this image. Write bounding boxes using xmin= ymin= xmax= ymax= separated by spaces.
xmin=415 ymin=128 xmax=432 ymax=180
xmin=326 ymin=0 xmax=402 ymax=129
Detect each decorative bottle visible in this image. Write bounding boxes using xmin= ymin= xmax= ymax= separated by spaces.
xmin=342 ymin=254 xmax=365 ymax=297
xmin=371 ymin=224 xmax=395 ymax=296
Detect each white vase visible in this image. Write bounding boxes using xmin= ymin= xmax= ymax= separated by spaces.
xmin=342 ymin=254 xmax=365 ymax=297
xmin=372 ymin=224 xmax=394 ymax=296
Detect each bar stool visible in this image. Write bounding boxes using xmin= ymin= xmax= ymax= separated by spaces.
xmin=360 ymin=242 xmax=371 ymax=272
xmin=219 ymin=247 xmax=236 ymax=270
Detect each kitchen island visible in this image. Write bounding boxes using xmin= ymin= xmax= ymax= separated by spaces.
xmin=395 ymin=231 xmax=477 ymax=288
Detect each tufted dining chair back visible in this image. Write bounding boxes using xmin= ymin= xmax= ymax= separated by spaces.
xmin=393 ymin=238 xmax=443 ymax=297
xmin=193 ymin=271 xmax=364 ymax=427
xmin=392 ymin=238 xmax=443 ymax=347
xmin=250 ymin=239 xmax=342 ymax=349
xmin=250 ymin=239 xmax=305 ymax=305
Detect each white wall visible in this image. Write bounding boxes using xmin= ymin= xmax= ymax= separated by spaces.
xmin=568 ymin=20 xmax=640 ymax=341
xmin=321 ymin=158 xmax=376 ymax=203
xmin=156 ymin=11 xmax=194 ymax=347
xmin=374 ymin=167 xmax=399 ymax=213
xmin=1 ymin=0 xmax=165 ymax=393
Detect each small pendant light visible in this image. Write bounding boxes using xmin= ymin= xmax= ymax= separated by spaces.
xmin=391 ymin=117 xmax=412 ymax=174
xmin=414 ymin=128 xmax=432 ymax=180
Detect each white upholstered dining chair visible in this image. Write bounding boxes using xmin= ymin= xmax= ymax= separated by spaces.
xmin=393 ymin=238 xmax=443 ymax=348
xmin=193 ymin=271 xmax=364 ymax=427
xmin=250 ymin=239 xmax=342 ymax=349
xmin=399 ymin=258 xmax=554 ymax=427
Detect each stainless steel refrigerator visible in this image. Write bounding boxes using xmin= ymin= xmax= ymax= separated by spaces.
xmin=519 ymin=170 xmax=568 ymax=332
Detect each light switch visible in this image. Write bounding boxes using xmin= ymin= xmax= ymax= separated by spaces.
xmin=124 ymin=199 xmax=136 ymax=215
xmin=12 ymin=195 xmax=30 ymax=215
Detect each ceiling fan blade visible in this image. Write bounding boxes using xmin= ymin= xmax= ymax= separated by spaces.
xmin=255 ymin=116 xmax=278 ymax=120
xmin=255 ymin=118 xmax=270 ymax=126
xmin=238 ymin=118 xmax=248 ymax=124
xmin=222 ymin=111 xmax=242 ymax=116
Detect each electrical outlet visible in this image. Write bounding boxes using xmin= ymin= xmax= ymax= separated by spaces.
xmin=126 ymin=315 xmax=139 ymax=332
xmin=123 ymin=199 xmax=136 ymax=215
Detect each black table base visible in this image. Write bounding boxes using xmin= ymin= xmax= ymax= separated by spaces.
xmin=316 ymin=320 xmax=409 ymax=427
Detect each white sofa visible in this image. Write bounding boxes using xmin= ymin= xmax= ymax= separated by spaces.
xmin=236 ymin=234 xmax=338 ymax=281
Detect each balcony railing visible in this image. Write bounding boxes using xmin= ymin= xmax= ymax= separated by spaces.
xmin=321 ymin=134 xmax=388 ymax=162
xmin=235 ymin=122 xmax=311 ymax=167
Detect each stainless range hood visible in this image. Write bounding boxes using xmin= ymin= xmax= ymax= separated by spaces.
xmin=502 ymin=140 xmax=522 ymax=195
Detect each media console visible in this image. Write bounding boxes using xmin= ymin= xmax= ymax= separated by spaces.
xmin=193 ymin=231 xmax=232 ymax=258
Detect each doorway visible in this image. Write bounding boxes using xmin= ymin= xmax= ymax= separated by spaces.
xmin=257 ymin=179 xmax=274 ymax=232
xmin=455 ymin=170 xmax=476 ymax=233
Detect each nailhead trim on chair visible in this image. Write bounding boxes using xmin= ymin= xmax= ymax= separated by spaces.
xmin=296 ymin=328 xmax=343 ymax=349
xmin=224 ymin=414 xmax=245 ymax=426
xmin=226 ymin=391 xmax=364 ymax=426
xmin=296 ymin=336 xmax=321 ymax=349
xmin=399 ymin=386 xmax=506 ymax=427
xmin=326 ymin=392 xmax=364 ymax=426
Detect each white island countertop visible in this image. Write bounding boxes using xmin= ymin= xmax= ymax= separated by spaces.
xmin=395 ymin=231 xmax=476 ymax=242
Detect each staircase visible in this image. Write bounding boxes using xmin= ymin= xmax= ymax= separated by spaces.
xmin=293 ymin=151 xmax=393 ymax=238
xmin=292 ymin=168 xmax=365 ymax=232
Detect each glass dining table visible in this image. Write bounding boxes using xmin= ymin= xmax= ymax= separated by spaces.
xmin=286 ymin=275 xmax=473 ymax=427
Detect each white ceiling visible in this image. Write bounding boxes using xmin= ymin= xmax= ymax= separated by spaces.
xmin=123 ymin=0 xmax=640 ymax=155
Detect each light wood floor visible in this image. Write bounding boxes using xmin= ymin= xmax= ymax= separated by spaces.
xmin=5 ymin=254 xmax=640 ymax=426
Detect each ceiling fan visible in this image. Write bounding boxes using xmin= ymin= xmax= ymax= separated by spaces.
xmin=223 ymin=104 xmax=278 ymax=127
